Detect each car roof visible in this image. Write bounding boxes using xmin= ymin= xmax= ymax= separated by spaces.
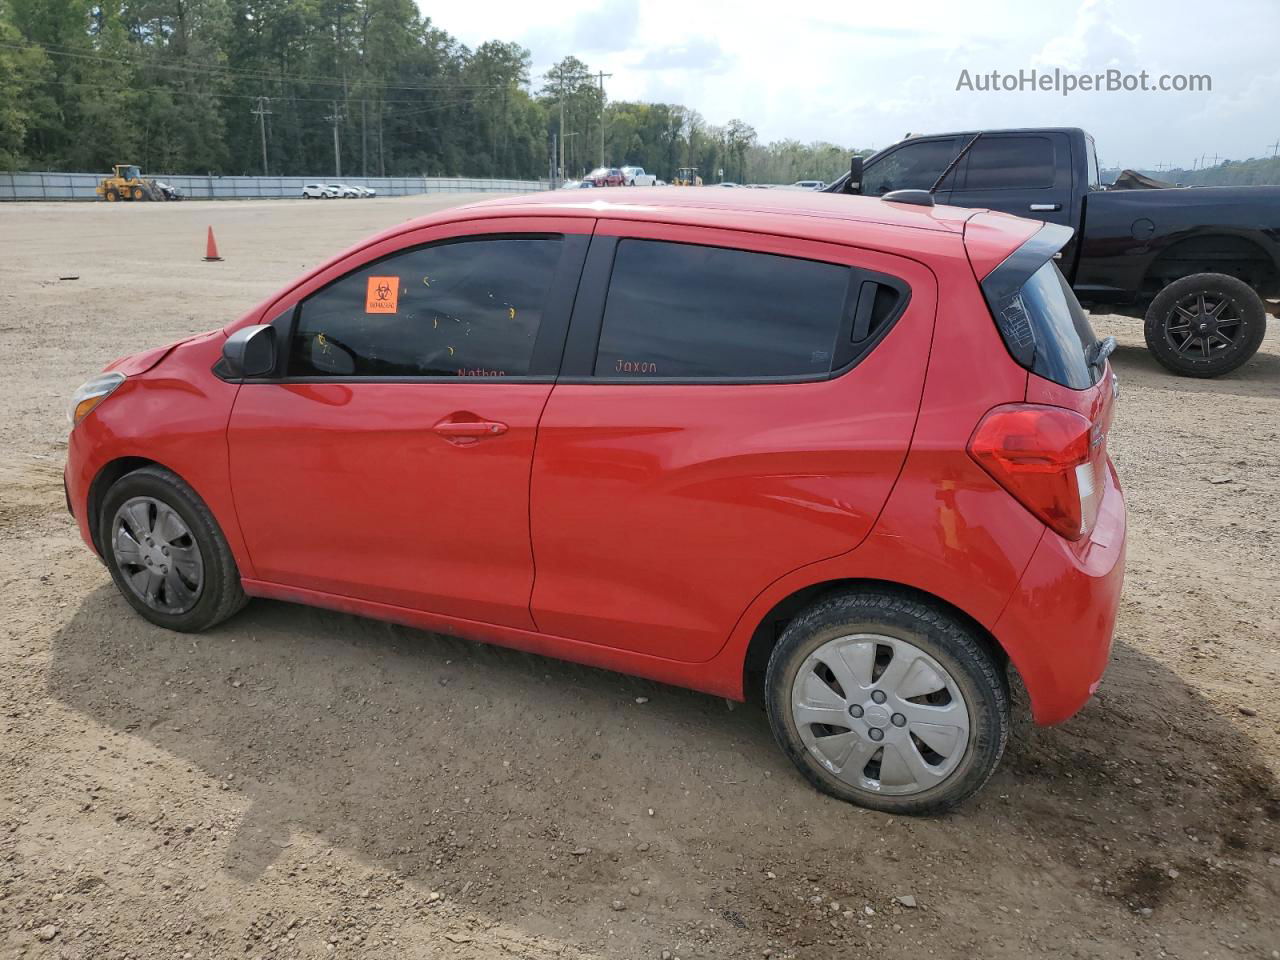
xmin=456 ymin=187 xmax=974 ymax=236
xmin=898 ymin=126 xmax=1087 ymax=140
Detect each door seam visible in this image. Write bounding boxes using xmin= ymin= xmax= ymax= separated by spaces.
xmin=525 ymin=219 xmax=600 ymax=633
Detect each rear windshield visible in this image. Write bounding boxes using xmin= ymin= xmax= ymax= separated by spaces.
xmin=982 ymin=243 xmax=1100 ymax=390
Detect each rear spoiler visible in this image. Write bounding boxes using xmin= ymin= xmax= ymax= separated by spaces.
xmin=979 ymin=223 xmax=1075 ymax=368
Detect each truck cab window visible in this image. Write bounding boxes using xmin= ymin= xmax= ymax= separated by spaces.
xmin=963 ymin=137 xmax=1055 ymax=190
xmin=861 ymin=138 xmax=961 ymax=195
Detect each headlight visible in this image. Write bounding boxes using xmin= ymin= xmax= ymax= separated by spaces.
xmin=68 ymin=372 xmax=126 ymax=426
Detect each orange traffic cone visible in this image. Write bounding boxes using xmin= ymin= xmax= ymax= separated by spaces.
xmin=203 ymin=226 xmax=223 ymax=262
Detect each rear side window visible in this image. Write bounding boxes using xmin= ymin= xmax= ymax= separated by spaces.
xmin=289 ymin=236 xmax=561 ymax=378
xmin=985 ymin=258 xmax=1100 ymax=389
xmin=963 ymin=137 xmax=1055 ymax=190
xmin=593 ymin=240 xmax=860 ymax=380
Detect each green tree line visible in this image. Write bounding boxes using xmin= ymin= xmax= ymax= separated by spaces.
xmin=1102 ymin=156 xmax=1280 ymax=187
xmin=0 ymin=0 xmax=864 ymax=182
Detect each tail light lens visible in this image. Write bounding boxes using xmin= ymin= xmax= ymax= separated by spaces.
xmin=968 ymin=404 xmax=1106 ymax=541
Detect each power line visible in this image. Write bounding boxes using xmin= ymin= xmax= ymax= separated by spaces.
xmin=17 ymin=71 xmax=490 ymax=113
xmin=0 ymin=40 xmax=532 ymax=92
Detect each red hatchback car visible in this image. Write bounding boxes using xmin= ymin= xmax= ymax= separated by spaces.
xmin=65 ymin=189 xmax=1125 ymax=813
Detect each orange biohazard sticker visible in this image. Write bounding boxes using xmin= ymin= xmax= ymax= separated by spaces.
xmin=365 ymin=276 xmax=399 ymax=314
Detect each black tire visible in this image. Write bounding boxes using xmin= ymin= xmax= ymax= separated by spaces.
xmin=1143 ymin=272 xmax=1266 ymax=378
xmin=105 ymin=188 xmax=120 ymax=202
xmin=765 ymin=590 xmax=1009 ymax=815
xmin=99 ymin=465 xmax=247 ymax=632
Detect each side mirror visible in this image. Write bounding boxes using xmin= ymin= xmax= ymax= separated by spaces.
xmin=221 ymin=324 xmax=276 ymax=379
xmin=847 ymin=156 xmax=864 ymax=194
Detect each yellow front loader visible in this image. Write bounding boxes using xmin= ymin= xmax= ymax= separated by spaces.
xmin=671 ymin=166 xmax=702 ymax=187
xmin=96 ymin=164 xmax=166 ymax=202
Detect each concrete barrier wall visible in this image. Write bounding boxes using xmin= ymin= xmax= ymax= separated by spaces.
xmin=0 ymin=172 xmax=552 ymax=201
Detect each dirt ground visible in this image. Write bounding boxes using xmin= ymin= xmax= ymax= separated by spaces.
xmin=1 ymin=195 xmax=1278 ymax=960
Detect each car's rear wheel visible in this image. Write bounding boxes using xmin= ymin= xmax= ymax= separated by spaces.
xmin=1143 ymin=272 xmax=1266 ymax=378
xmin=765 ymin=590 xmax=1009 ymax=815
xmin=100 ymin=466 xmax=247 ymax=632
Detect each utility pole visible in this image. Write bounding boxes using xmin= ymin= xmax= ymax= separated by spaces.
xmin=558 ymin=98 xmax=565 ymax=182
xmin=564 ymin=132 xmax=579 ymax=177
xmin=596 ymin=70 xmax=613 ymax=167
xmin=1269 ymin=139 xmax=1280 ymax=158
xmin=251 ymin=96 xmax=272 ymax=175
xmin=325 ymin=101 xmax=344 ymax=177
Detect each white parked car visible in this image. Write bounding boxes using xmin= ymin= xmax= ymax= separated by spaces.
xmin=792 ymin=180 xmax=827 ymax=190
xmin=621 ymin=165 xmax=658 ymax=186
xmin=301 ymin=183 xmax=340 ymax=199
xmin=330 ymin=183 xmax=362 ymax=198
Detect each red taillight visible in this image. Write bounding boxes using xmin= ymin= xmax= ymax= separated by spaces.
xmin=968 ymin=404 xmax=1105 ymax=541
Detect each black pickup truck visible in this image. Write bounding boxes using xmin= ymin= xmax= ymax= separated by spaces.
xmin=826 ymin=127 xmax=1278 ymax=377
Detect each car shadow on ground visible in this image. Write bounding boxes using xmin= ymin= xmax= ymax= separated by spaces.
xmin=1107 ymin=341 xmax=1280 ymax=399
xmin=47 ymin=585 xmax=1280 ymax=952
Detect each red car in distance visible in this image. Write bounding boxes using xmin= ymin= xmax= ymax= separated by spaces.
xmin=585 ymin=166 xmax=625 ymax=187
xmin=64 ymin=187 xmax=1125 ymax=814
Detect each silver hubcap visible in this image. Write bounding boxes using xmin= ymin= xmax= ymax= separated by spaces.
xmin=791 ymin=634 xmax=970 ymax=796
xmin=111 ymin=496 xmax=204 ymax=614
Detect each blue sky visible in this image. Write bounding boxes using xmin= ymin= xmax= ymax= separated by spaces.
xmin=427 ymin=0 xmax=1280 ymax=169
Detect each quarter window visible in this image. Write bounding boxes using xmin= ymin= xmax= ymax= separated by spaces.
xmin=594 ymin=240 xmax=852 ymax=380
xmin=289 ymin=236 xmax=562 ymax=378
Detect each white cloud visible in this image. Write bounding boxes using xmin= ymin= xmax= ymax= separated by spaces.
xmin=1034 ymin=0 xmax=1139 ymax=71
xmin=428 ymin=0 xmax=1280 ymax=169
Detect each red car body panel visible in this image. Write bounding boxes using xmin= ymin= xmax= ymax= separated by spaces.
xmin=66 ymin=330 xmax=256 ymax=578
xmin=228 ymin=381 xmax=552 ymax=628
xmin=224 ymin=216 xmax=592 ymax=630
xmin=992 ymin=455 xmax=1125 ymax=724
xmin=65 ymin=190 xmax=1125 ymax=728
xmin=529 ymin=218 xmax=940 ymax=662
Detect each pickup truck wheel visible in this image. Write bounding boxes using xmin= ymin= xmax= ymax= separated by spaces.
xmin=765 ymin=590 xmax=1009 ymax=815
xmin=1144 ymin=273 xmax=1266 ymax=378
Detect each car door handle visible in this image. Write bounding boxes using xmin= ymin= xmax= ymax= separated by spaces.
xmin=432 ymin=417 xmax=508 ymax=441
xmin=1029 ymin=203 xmax=1062 ymax=212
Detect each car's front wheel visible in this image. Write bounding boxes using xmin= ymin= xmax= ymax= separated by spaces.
xmin=766 ymin=590 xmax=1009 ymax=815
xmin=99 ymin=466 xmax=247 ymax=632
